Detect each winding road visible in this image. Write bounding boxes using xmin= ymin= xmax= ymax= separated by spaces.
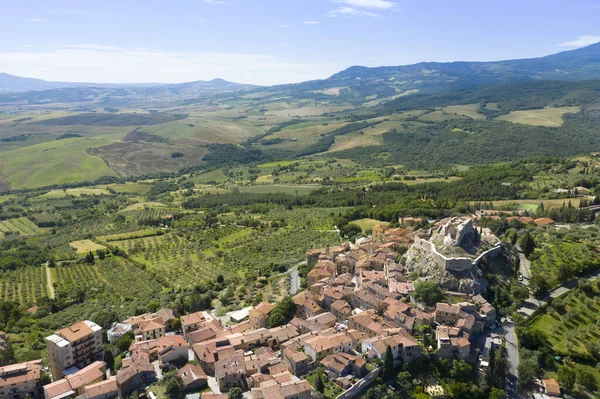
xmin=288 ymin=261 xmax=305 ymax=295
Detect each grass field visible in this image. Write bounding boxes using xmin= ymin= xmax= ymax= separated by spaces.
xmin=496 ymin=106 xmax=581 ymax=127
xmin=418 ymin=110 xmax=469 ymax=122
xmin=238 ymin=184 xmax=321 ymax=195
xmin=475 ymin=197 xmax=588 ymax=210
xmin=121 ymin=202 xmax=166 ymax=212
xmin=333 ymin=171 xmax=382 ymax=183
xmin=69 ymin=240 xmax=107 ymax=254
xmin=443 ymin=104 xmax=486 ymax=120
xmin=0 ymin=217 xmax=43 ymax=237
xmin=140 ymin=117 xmax=263 ymax=145
xmin=104 ymin=183 xmax=151 ymax=194
xmin=0 ymin=137 xmax=118 ymax=189
xmin=192 ymin=169 xmax=229 ymax=184
xmin=352 ymin=218 xmax=389 ymax=233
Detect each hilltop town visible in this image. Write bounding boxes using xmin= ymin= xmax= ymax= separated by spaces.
xmin=2 ymin=215 xmax=557 ymax=399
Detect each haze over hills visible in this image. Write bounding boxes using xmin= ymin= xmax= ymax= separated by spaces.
xmin=1 ymin=41 xmax=600 ymax=191
xmin=2 ymin=42 xmax=600 ymax=107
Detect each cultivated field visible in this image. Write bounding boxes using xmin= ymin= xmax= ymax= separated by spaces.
xmin=496 ymin=106 xmax=581 ymax=127
xmin=327 ymin=133 xmax=383 ymax=153
xmin=0 ymin=266 xmax=48 ymax=304
xmin=238 ymin=184 xmax=321 ymax=195
xmin=40 ymin=188 xmax=111 ymax=198
xmin=0 ymin=217 xmax=43 ymax=237
xmin=69 ymin=240 xmax=107 ymax=254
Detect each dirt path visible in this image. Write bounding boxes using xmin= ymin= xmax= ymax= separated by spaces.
xmin=45 ymin=263 xmax=55 ymax=299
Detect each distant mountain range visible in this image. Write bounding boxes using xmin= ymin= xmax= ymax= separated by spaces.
xmin=2 ymin=42 xmax=600 ymax=106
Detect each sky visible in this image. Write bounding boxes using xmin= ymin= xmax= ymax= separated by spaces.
xmin=0 ymin=0 xmax=599 ymax=85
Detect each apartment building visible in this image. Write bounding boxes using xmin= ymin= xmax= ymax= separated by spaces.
xmin=0 ymin=360 xmax=42 ymax=399
xmin=46 ymin=321 xmax=103 ymax=379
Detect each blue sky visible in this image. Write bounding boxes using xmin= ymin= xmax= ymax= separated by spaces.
xmin=0 ymin=0 xmax=599 ymax=85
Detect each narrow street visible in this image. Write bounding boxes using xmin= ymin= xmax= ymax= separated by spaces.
xmin=289 ymin=261 xmax=305 ymax=295
xmin=503 ymin=322 xmax=519 ymax=398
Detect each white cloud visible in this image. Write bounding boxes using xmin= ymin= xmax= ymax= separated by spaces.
xmin=332 ymin=0 xmax=395 ymax=9
xmin=328 ymin=7 xmax=379 ymax=18
xmin=559 ymin=35 xmax=600 ymax=47
xmin=279 ymin=24 xmax=292 ymax=28
xmin=302 ymin=21 xmax=319 ymax=24
xmin=204 ymin=0 xmax=225 ymax=3
xmin=26 ymin=18 xmax=45 ymax=22
xmin=0 ymin=46 xmax=340 ymax=86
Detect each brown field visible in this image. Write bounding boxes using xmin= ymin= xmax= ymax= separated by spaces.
xmin=87 ymin=142 xmax=208 ymax=177
xmin=265 ymin=106 xmax=353 ymax=117
xmin=69 ymin=240 xmax=106 ymax=254
xmin=327 ymin=133 xmax=383 ymax=153
xmin=310 ymin=87 xmax=346 ymax=96
xmin=496 ymin=106 xmax=581 ymax=127
xmin=443 ymin=104 xmax=486 ymax=120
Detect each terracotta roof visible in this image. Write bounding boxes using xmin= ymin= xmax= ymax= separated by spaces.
xmin=43 ymin=379 xmax=74 ymax=399
xmin=252 ymin=302 xmax=276 ymax=316
xmin=0 ymin=360 xmax=42 ymax=389
xmin=534 ymin=217 xmax=555 ymax=225
xmin=85 ymin=377 xmax=118 ymax=399
xmin=178 ymin=364 xmax=207 ymax=388
xmin=181 ymin=311 xmax=210 ymax=326
xmin=57 ymin=321 xmax=94 ymax=343
xmin=65 ymin=361 xmax=105 ymax=391
xmin=305 ymin=332 xmax=351 ymax=353
xmin=139 ymin=318 xmax=165 ymax=333
xmin=543 ymin=379 xmax=561 ymax=396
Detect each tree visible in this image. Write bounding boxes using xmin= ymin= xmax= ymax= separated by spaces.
xmin=115 ymin=332 xmax=134 ymax=353
xmin=557 ymin=365 xmax=576 ymax=391
xmin=518 ymin=233 xmax=535 ymax=257
xmin=172 ymin=318 xmax=181 ymax=330
xmin=86 ymin=251 xmax=95 ymax=264
xmin=340 ymin=223 xmax=362 ymax=239
xmin=40 ymin=372 xmax=52 ymax=385
xmin=163 ymin=371 xmax=184 ymax=399
xmin=517 ymin=356 xmax=540 ymax=389
xmin=576 ymin=367 xmax=597 ymax=392
xmin=0 ymin=341 xmax=15 ymax=366
xmin=228 ymin=387 xmax=243 ymax=399
xmin=531 ymin=274 xmax=550 ymax=296
xmin=414 ymin=281 xmax=445 ymax=306
xmin=489 ymin=388 xmax=504 ymax=399
xmin=97 ymin=249 xmax=106 ymax=260
xmin=103 ymin=348 xmax=115 ymax=370
xmin=268 ymin=296 xmax=297 ymax=328
xmin=383 ymin=345 xmax=395 ymax=381
xmin=315 ymin=371 xmax=325 ymax=393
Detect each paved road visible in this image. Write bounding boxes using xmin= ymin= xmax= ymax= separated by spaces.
xmin=503 ymin=322 xmax=519 ymax=398
xmin=289 ymin=261 xmax=305 ymax=295
xmin=515 ymin=245 xmax=531 ymax=287
xmin=517 ymin=269 xmax=600 ymax=317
